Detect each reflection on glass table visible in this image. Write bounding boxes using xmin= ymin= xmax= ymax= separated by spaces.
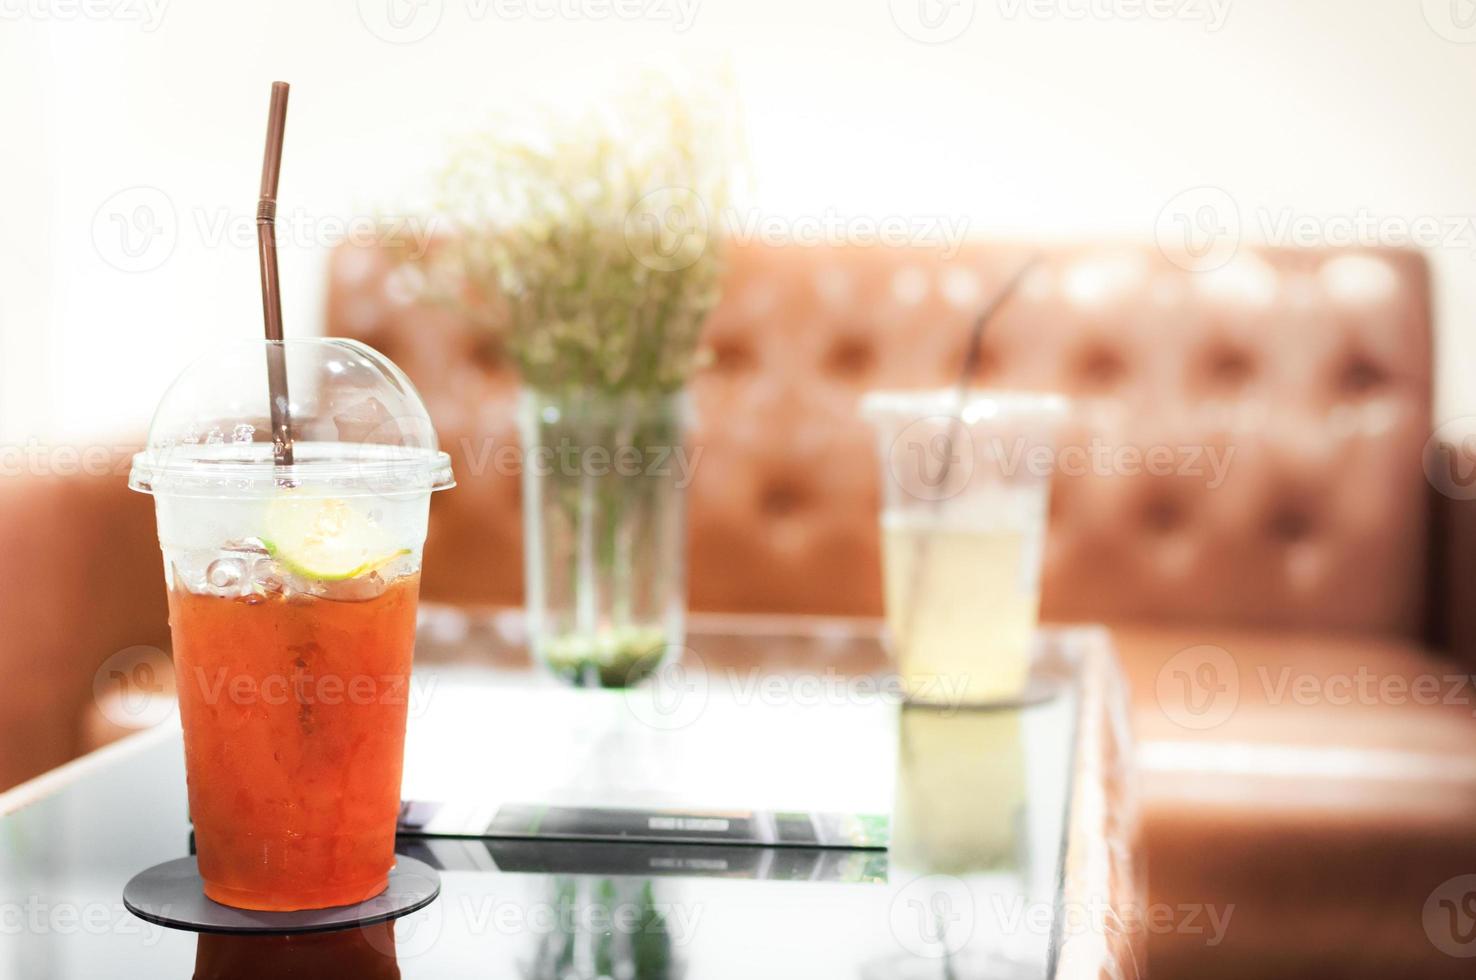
xmin=191 ymin=924 xmax=401 ymax=979
xmin=0 ymin=616 xmax=1139 ymax=980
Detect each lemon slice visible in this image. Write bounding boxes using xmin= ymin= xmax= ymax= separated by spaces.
xmin=262 ymin=496 xmax=409 ymax=581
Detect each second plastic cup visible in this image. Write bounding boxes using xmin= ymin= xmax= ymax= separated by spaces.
xmin=862 ymin=389 xmax=1066 ymax=707
xmin=130 ymin=339 xmax=454 ymax=911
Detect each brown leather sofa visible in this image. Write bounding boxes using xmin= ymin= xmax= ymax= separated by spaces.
xmin=326 ymin=239 xmax=1475 ymax=978
xmin=0 ymin=469 xmax=169 ymax=791
xmin=3 ymin=239 xmax=1471 ymax=977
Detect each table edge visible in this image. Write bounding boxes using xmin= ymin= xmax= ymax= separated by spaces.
xmin=0 ymin=719 xmax=180 ymax=818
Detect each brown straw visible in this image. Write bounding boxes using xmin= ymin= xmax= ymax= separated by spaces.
xmin=945 ymin=254 xmax=1042 ymax=475
xmin=257 ymin=81 xmax=294 ymax=466
xmin=894 ymin=254 xmax=1043 ymax=668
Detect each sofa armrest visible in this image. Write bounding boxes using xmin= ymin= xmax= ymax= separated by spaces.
xmin=0 ymin=468 xmax=169 ymax=791
xmin=1427 ymin=420 xmax=1476 ymax=666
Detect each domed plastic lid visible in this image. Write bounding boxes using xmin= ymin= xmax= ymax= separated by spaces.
xmin=129 ymin=338 xmax=454 ymax=498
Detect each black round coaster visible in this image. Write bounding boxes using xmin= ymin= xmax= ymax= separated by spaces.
xmin=123 ymin=855 xmax=441 ymax=934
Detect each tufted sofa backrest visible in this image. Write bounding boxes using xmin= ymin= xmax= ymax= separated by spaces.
xmin=327 ymin=241 xmax=1433 ymax=637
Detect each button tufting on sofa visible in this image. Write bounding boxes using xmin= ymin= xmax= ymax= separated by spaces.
xmin=324 ymin=239 xmax=1435 ymax=638
xmin=1073 ymin=341 xmax=1131 ymax=394
xmin=1337 ymin=351 xmax=1390 ymax=397
xmin=1200 ymin=340 xmax=1258 ymax=393
xmin=758 ymin=475 xmax=812 ymax=519
xmin=1266 ymin=503 xmax=1316 ymax=544
xmin=709 ymin=334 xmax=757 ymax=374
xmin=824 ymin=334 xmax=876 ymax=381
xmin=1140 ymin=492 xmax=1190 ymax=535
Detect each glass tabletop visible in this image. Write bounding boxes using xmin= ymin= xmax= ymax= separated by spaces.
xmin=0 ymin=618 xmax=1116 ymax=980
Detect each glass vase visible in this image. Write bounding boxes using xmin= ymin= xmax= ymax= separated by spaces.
xmin=519 ymin=388 xmax=690 ymax=688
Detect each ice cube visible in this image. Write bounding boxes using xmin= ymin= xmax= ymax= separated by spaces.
xmin=313 ymin=570 xmax=389 ymax=603
xmin=205 ymin=557 xmax=245 ymax=594
xmin=251 ymin=557 xmax=290 ymax=598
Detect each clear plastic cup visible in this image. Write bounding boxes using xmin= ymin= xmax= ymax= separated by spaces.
xmin=129 ymin=338 xmax=453 ymax=911
xmin=861 ymin=389 xmax=1067 ymax=707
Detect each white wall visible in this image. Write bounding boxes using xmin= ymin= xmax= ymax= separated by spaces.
xmin=2 ymin=0 xmax=1473 ymax=441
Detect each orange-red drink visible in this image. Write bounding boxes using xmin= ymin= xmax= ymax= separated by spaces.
xmin=129 ymin=338 xmax=455 ymax=913
xmin=169 ymin=574 xmax=421 ymax=911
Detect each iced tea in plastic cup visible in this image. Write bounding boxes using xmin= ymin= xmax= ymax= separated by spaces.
xmin=129 ymin=339 xmax=453 ymax=911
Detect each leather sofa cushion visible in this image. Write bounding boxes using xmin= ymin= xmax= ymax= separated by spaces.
xmin=328 ymin=241 xmax=1435 ymax=638
xmin=0 ymin=470 xmax=168 ymax=790
xmin=1114 ymin=623 xmax=1476 ymax=978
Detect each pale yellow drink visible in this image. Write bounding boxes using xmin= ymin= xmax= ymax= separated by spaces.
xmin=862 ymin=388 xmax=1066 ymax=706
xmin=882 ymin=514 xmax=1041 ymax=705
